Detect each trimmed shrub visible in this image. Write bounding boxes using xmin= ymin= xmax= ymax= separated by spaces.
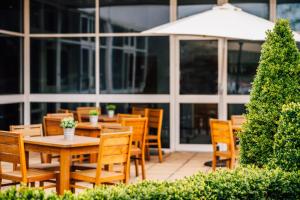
xmin=272 ymin=102 xmax=300 ymax=171
xmin=240 ymin=19 xmax=300 ymax=167
xmin=1 ymin=167 xmax=300 ymax=200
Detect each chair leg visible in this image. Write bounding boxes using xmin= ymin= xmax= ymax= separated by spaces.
xmin=56 ymin=175 xmax=60 ymax=194
xmin=230 ymin=157 xmax=235 ymax=169
xmin=145 ymin=144 xmax=150 ymax=161
xmin=39 ymin=181 xmax=44 ymax=187
xmin=212 ymin=154 xmax=217 ymax=171
xmin=141 ymin=154 xmax=146 ymax=180
xmin=157 ymin=140 xmax=163 ymax=163
xmin=134 ymin=157 xmax=139 ymax=177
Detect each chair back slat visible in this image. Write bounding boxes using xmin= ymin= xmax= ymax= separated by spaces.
xmin=10 ymin=124 xmax=43 ymax=137
xmin=120 ymin=118 xmax=147 ymax=144
xmin=117 ymin=114 xmax=141 ymax=123
xmin=43 ymin=117 xmax=64 ymax=136
xmin=77 ymin=107 xmax=101 ymax=122
xmin=101 ymin=126 xmax=132 ymax=134
xmin=231 ymin=115 xmax=246 ymax=126
xmin=132 ymin=107 xmax=148 ymax=117
xmin=95 ymin=132 xmax=132 ymax=184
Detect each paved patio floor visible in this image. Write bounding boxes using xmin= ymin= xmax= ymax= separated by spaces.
xmin=1 ymin=152 xmax=213 ymax=192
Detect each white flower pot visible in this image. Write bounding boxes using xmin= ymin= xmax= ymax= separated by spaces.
xmin=108 ymin=110 xmax=115 ymax=118
xmin=89 ymin=115 xmax=98 ymax=125
xmin=64 ymin=128 xmax=75 ymax=140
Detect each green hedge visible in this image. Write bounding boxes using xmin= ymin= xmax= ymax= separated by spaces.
xmin=1 ymin=167 xmax=299 ymax=200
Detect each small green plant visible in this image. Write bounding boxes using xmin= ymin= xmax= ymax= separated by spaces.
xmin=272 ymin=102 xmax=300 ymax=171
xmin=60 ymin=117 xmax=77 ymax=129
xmin=89 ymin=109 xmax=99 ymax=116
xmin=106 ymin=104 xmax=116 ymax=111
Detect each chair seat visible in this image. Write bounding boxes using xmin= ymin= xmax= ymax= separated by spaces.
xmin=71 ymin=169 xmax=124 ymax=183
xmin=1 ymin=169 xmax=57 ymax=182
xmin=131 ymin=147 xmax=142 ymax=156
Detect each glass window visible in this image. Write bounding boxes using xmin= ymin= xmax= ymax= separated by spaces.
xmin=227 ymin=104 xmax=246 ymax=119
xmin=100 ymin=0 xmax=170 ymax=33
xmin=227 ymin=41 xmax=262 ymax=95
xmin=0 ymin=35 xmax=23 ymax=94
xmin=230 ymin=0 xmax=269 ymax=19
xmin=180 ymin=104 xmax=218 ymax=144
xmin=30 ymin=0 xmax=95 ymax=33
xmin=177 ymin=0 xmax=217 ymax=19
xmin=0 ymin=0 xmax=23 ymax=32
xmin=100 ymin=36 xmax=169 ymax=94
xmin=180 ymin=40 xmax=218 ymax=95
xmin=31 ymin=102 xmax=95 ymax=124
xmin=100 ymin=103 xmax=170 ymax=148
xmin=277 ymin=0 xmax=300 ymax=31
xmin=0 ymin=103 xmax=23 ymax=130
xmin=31 ymin=38 xmax=95 ymax=94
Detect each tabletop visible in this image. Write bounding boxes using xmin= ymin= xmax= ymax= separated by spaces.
xmin=24 ymin=135 xmax=100 ymax=148
xmin=76 ymin=122 xmax=121 ymax=129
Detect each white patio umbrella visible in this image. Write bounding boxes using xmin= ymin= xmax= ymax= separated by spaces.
xmin=143 ymin=3 xmax=300 ymax=41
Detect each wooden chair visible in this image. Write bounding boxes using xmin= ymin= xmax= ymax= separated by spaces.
xmin=70 ymin=131 xmax=133 ymax=189
xmin=10 ymin=124 xmax=46 ymax=165
xmin=117 ymin=114 xmax=141 ymax=123
xmin=132 ymin=107 xmax=148 ymax=117
xmin=0 ymin=131 xmax=58 ymax=189
xmin=121 ymin=118 xmax=148 ymax=180
xmin=77 ymin=107 xmax=101 ymax=123
xmin=145 ymin=108 xmax=164 ymax=163
xmin=209 ymin=119 xmax=236 ymax=171
xmin=231 ymin=115 xmax=246 ymax=129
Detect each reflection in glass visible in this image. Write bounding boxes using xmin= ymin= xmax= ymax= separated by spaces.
xmin=277 ymin=0 xmax=300 ymax=31
xmin=30 ymin=102 xmax=95 ymax=124
xmin=0 ymin=35 xmax=23 ymax=94
xmin=227 ymin=104 xmax=246 ymax=119
xmin=31 ymin=38 xmax=95 ymax=93
xmin=100 ymin=36 xmax=169 ymax=94
xmin=0 ymin=103 xmax=23 ymax=130
xmin=30 ymin=0 xmax=95 ymax=33
xmin=230 ymin=0 xmax=269 ymax=19
xmin=100 ymin=103 xmax=170 ymax=148
xmin=180 ymin=40 xmax=218 ymax=95
xmin=0 ymin=0 xmax=23 ymax=32
xmin=227 ymin=41 xmax=262 ymax=95
xmin=100 ymin=0 xmax=169 ymax=33
xmin=180 ymin=104 xmax=218 ymax=144
xmin=177 ymin=0 xmax=217 ymax=19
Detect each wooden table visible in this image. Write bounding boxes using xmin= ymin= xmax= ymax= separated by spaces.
xmin=24 ymin=136 xmax=100 ymax=195
xmin=80 ymin=114 xmax=118 ymax=122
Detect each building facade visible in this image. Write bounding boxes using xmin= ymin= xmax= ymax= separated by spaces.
xmin=0 ymin=0 xmax=299 ymax=151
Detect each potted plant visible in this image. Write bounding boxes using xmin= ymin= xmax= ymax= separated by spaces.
xmin=89 ymin=110 xmax=99 ymax=125
xmin=106 ymin=104 xmax=116 ymax=118
xmin=60 ymin=117 xmax=77 ymax=140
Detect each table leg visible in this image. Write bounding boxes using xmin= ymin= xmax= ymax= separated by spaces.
xmin=58 ymin=149 xmax=71 ymax=195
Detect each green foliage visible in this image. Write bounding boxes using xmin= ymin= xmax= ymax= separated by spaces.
xmin=106 ymin=104 xmax=116 ymax=111
xmin=1 ymin=167 xmax=300 ymax=200
xmin=240 ymin=19 xmax=300 ymax=167
xmin=60 ymin=117 xmax=77 ymax=129
xmin=272 ymin=102 xmax=300 ymax=171
xmin=89 ymin=110 xmax=99 ymax=116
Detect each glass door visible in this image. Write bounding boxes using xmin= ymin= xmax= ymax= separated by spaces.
xmin=175 ymin=37 xmax=224 ymax=151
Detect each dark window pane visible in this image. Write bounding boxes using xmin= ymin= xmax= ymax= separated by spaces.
xmin=227 ymin=41 xmax=262 ymax=95
xmin=0 ymin=0 xmax=23 ymax=32
xmin=277 ymin=0 xmax=300 ymax=31
xmin=177 ymin=0 xmax=217 ymax=19
xmin=0 ymin=103 xmax=23 ymax=130
xmin=100 ymin=36 xmax=169 ymax=94
xmin=31 ymin=38 xmax=95 ymax=93
xmin=100 ymin=0 xmax=169 ymax=33
xmin=180 ymin=40 xmax=218 ymax=94
xmin=180 ymin=104 xmax=218 ymax=144
xmin=0 ymin=35 xmax=23 ymax=94
xmin=100 ymin=103 xmax=170 ymax=148
xmin=227 ymin=104 xmax=246 ymax=119
xmin=30 ymin=0 xmax=95 ymax=33
xmin=31 ymin=102 xmax=95 ymax=124
xmin=230 ymin=0 xmax=269 ymax=19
